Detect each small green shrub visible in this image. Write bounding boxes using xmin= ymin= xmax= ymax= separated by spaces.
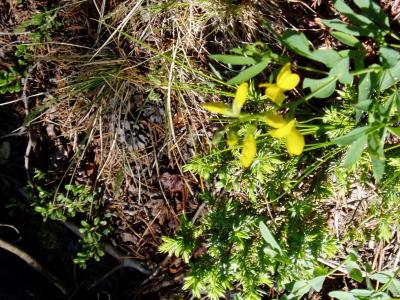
xmin=33 ymin=171 xmax=110 ymax=269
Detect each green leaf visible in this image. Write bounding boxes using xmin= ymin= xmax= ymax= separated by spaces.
xmin=329 ymin=57 xmax=352 ymax=84
xmin=322 ymin=19 xmax=363 ymax=36
xmin=349 ymin=268 xmax=364 ymax=283
xmin=291 ymin=280 xmax=311 ymax=297
xmin=370 ymin=153 xmax=385 ymax=182
xmin=357 ymin=70 xmax=378 ymax=121
xmin=227 ymin=59 xmax=270 ymax=85
xmin=354 ymin=100 xmax=372 ymax=111
xmin=329 ymin=291 xmax=356 ymax=300
xmin=309 ymin=276 xmax=326 ymax=292
xmin=210 ymin=54 xmax=257 ymax=65
xmin=380 ymin=48 xmax=400 ymax=68
xmin=343 ymin=135 xmax=367 ymax=168
xmin=350 ymin=289 xmax=373 ymax=297
xmin=303 ymin=77 xmax=337 ymax=98
xmin=331 ymin=31 xmax=362 ymax=47
xmin=388 ymin=278 xmax=400 ymax=297
xmin=388 ymin=127 xmax=400 ymax=138
xmin=378 ymin=62 xmax=400 ymax=91
xmin=353 ymin=0 xmax=390 ymax=29
xmin=333 ymin=0 xmax=376 ymax=27
xmin=333 ymin=126 xmax=370 ymax=145
xmin=259 ymin=221 xmax=282 ymax=255
xmin=370 ymin=272 xmax=392 ymax=284
xmin=282 ymin=31 xmax=312 ymax=57
xmin=309 ymin=49 xmax=342 ymax=68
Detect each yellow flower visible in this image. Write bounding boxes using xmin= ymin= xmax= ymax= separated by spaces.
xmin=202 ymin=102 xmax=235 ymax=117
xmin=232 ymin=82 xmax=249 ymax=116
xmin=286 ymin=128 xmax=305 ymax=156
xmin=202 ymin=82 xmax=249 ymax=117
xmin=267 ymin=116 xmax=305 ymax=155
xmin=260 ymin=112 xmax=287 ymax=129
xmin=240 ymin=129 xmax=256 ymax=168
xmin=259 ymin=63 xmax=300 ymax=106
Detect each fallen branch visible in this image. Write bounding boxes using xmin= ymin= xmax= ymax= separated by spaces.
xmin=0 ymin=238 xmax=67 ymax=295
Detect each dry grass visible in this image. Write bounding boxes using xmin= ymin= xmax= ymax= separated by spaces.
xmin=36 ymin=0 xmax=287 ymax=261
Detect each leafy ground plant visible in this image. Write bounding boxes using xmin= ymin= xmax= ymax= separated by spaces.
xmin=160 ymin=0 xmax=400 ymax=299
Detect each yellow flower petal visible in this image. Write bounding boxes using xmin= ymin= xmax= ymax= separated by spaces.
xmin=240 ymin=131 xmax=256 ymax=168
xmin=232 ymin=82 xmax=249 ymax=116
xmin=269 ymin=119 xmax=296 ymax=138
xmin=260 ymin=113 xmax=287 ymax=129
xmin=276 ymin=62 xmax=300 ymax=91
xmin=265 ymin=85 xmax=285 ymax=106
xmin=277 ymin=72 xmax=300 ymax=91
xmin=285 ymin=128 xmax=305 ymax=155
xmin=259 ymin=83 xmax=275 ymax=88
xmin=227 ymin=131 xmax=239 ymax=147
xmin=202 ymin=102 xmax=234 ymax=116
xmin=277 ymin=63 xmax=292 ymax=83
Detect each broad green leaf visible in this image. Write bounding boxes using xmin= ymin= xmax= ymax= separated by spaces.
xmin=350 ymin=289 xmax=373 ymax=297
xmin=354 ymin=100 xmax=372 ymax=111
xmin=329 ymin=291 xmax=356 ymax=300
xmin=343 ymin=135 xmax=367 ymax=168
xmin=309 ymin=49 xmax=342 ymax=68
xmin=329 ymin=57 xmax=352 ymax=84
xmin=353 ymin=0 xmax=390 ymax=29
xmin=309 ymin=276 xmax=326 ymax=292
xmin=370 ymin=152 xmax=385 ymax=182
xmin=357 ymin=70 xmax=378 ymax=121
xmin=334 ymin=0 xmax=375 ymax=27
xmin=210 ymin=54 xmax=257 ymax=65
xmin=333 ymin=126 xmax=370 ymax=145
xmin=348 ymin=268 xmax=364 ymax=283
xmin=370 ymin=272 xmax=392 ymax=284
xmin=378 ymin=62 xmax=400 ymax=91
xmin=388 ymin=278 xmax=400 ymax=297
xmin=322 ymin=19 xmax=364 ymax=36
xmin=380 ymin=48 xmax=400 ymax=68
xmin=282 ymin=31 xmax=312 ymax=57
xmin=291 ymin=280 xmax=311 ymax=297
xmin=331 ymin=31 xmax=362 ymax=47
xmin=303 ymin=77 xmax=337 ymax=98
xmin=259 ymin=221 xmax=282 ymax=255
xmin=227 ymin=59 xmax=270 ymax=85
xmin=388 ymin=127 xmax=400 ymax=138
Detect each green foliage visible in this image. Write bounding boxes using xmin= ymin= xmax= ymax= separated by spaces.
xmin=32 ymin=170 xmax=110 ymax=269
xmin=73 ymin=217 xmax=111 ymax=269
xmin=329 ymin=254 xmax=400 ymax=300
xmin=210 ymin=42 xmax=281 ymax=84
xmin=34 ymin=183 xmax=95 ymax=221
xmin=15 ymin=10 xmax=61 ymax=43
xmin=160 ymin=197 xmax=336 ymax=299
xmin=0 ymin=10 xmax=59 ymax=94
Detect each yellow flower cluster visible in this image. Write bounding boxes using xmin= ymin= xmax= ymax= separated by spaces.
xmin=259 ymin=62 xmax=300 ymax=106
xmin=202 ymin=63 xmax=304 ymax=167
xmin=262 ymin=114 xmax=305 ymax=156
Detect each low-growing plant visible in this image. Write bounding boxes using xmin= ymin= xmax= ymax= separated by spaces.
xmin=0 ymin=10 xmax=60 ymax=94
xmin=161 ymin=0 xmax=400 ymax=299
xmin=33 ymin=170 xmax=110 ymax=269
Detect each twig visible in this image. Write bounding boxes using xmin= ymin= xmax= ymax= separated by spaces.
xmin=21 ymin=64 xmax=37 ymax=181
xmin=0 ymin=238 xmax=67 ymax=295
